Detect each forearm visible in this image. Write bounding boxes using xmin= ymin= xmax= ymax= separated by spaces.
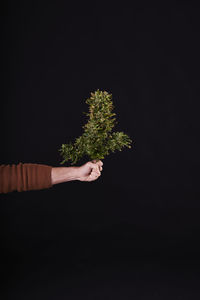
xmin=51 ymin=167 xmax=79 ymax=185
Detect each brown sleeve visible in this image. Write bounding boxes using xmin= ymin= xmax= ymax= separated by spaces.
xmin=0 ymin=163 xmax=53 ymax=193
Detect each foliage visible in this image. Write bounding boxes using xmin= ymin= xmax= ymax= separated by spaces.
xmin=59 ymin=90 xmax=132 ymax=165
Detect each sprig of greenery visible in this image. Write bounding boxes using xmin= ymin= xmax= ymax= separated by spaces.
xmin=59 ymin=90 xmax=132 ymax=165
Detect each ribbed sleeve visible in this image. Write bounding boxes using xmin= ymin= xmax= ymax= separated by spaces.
xmin=0 ymin=163 xmax=53 ymax=193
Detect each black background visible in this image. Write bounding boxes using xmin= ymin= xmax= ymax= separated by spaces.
xmin=1 ymin=1 xmax=200 ymax=299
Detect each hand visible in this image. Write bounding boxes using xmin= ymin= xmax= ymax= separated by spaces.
xmin=76 ymin=160 xmax=103 ymax=182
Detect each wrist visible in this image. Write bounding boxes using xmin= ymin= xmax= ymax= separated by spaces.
xmin=51 ymin=166 xmax=79 ymax=185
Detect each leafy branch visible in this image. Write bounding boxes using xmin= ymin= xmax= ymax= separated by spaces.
xmin=59 ymin=90 xmax=133 ymax=165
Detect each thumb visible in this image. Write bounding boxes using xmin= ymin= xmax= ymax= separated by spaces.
xmin=88 ymin=161 xmax=100 ymax=174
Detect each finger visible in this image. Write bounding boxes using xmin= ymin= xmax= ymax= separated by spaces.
xmin=89 ymin=161 xmax=103 ymax=173
xmin=92 ymin=169 xmax=101 ymax=177
xmin=97 ymin=165 xmax=103 ymax=171
xmin=92 ymin=164 xmax=100 ymax=173
xmin=88 ymin=171 xmax=100 ymax=181
xmin=88 ymin=162 xmax=98 ymax=171
xmin=92 ymin=160 xmax=103 ymax=167
xmin=95 ymin=161 xmax=103 ymax=171
xmin=96 ymin=160 xmax=103 ymax=167
xmin=92 ymin=169 xmax=101 ymax=176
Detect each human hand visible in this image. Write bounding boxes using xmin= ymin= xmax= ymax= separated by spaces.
xmin=76 ymin=160 xmax=103 ymax=182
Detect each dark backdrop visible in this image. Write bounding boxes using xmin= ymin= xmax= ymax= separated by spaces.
xmin=1 ymin=1 xmax=200 ymax=299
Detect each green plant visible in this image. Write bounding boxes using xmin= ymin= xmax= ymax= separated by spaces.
xmin=59 ymin=90 xmax=132 ymax=165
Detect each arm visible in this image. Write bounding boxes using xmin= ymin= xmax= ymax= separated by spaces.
xmin=51 ymin=160 xmax=103 ymax=185
xmin=0 ymin=161 xmax=103 ymax=193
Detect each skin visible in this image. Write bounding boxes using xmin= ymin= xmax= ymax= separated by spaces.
xmin=51 ymin=160 xmax=103 ymax=185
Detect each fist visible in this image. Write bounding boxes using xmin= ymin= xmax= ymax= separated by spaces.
xmin=76 ymin=160 xmax=103 ymax=182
